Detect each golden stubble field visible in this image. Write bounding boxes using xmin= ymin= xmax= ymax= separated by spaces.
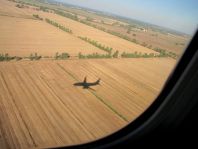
xmin=0 ymin=15 xmax=107 ymax=57
xmin=0 ymin=58 xmax=176 ymax=148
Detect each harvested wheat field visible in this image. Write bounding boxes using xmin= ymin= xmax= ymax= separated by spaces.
xmin=38 ymin=12 xmax=158 ymax=54
xmin=0 ymin=0 xmax=158 ymax=58
xmin=0 ymin=0 xmax=32 ymax=18
xmin=0 ymin=15 xmax=106 ymax=57
xmin=0 ymin=1 xmax=180 ymax=148
xmin=0 ymin=58 xmax=176 ymax=148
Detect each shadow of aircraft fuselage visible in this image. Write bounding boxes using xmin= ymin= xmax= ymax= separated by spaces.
xmin=73 ymin=77 xmax=100 ymax=90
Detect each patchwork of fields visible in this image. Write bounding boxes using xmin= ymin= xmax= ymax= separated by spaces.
xmin=0 ymin=58 xmax=175 ymax=148
xmin=0 ymin=0 xmax=157 ymax=57
xmin=0 ymin=15 xmax=107 ymax=57
xmin=0 ymin=0 xmax=179 ymax=148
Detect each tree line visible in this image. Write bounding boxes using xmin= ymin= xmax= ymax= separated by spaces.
xmin=33 ymin=14 xmax=43 ymax=20
xmin=53 ymin=10 xmax=78 ymax=21
xmin=45 ymin=18 xmax=73 ymax=34
xmin=78 ymin=52 xmax=111 ymax=59
xmin=78 ymin=36 xmax=113 ymax=54
xmin=1 ymin=50 xmax=173 ymax=62
xmin=121 ymin=52 xmax=156 ymax=58
xmin=15 ymin=4 xmax=27 ymax=8
xmin=29 ymin=53 xmax=42 ymax=60
xmin=78 ymin=50 xmax=119 ymax=59
xmin=153 ymin=48 xmax=178 ymax=59
xmin=120 ymin=50 xmax=177 ymax=58
xmin=0 ymin=53 xmax=22 ymax=61
xmin=77 ymin=50 xmax=166 ymax=59
xmin=29 ymin=52 xmax=70 ymax=60
xmin=55 ymin=52 xmax=70 ymax=60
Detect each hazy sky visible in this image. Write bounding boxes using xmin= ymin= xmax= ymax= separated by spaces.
xmin=56 ymin=0 xmax=198 ymax=35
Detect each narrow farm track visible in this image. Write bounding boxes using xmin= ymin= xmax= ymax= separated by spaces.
xmin=0 ymin=58 xmax=175 ymax=148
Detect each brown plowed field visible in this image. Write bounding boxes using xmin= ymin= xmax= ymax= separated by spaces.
xmin=0 ymin=58 xmax=176 ymax=148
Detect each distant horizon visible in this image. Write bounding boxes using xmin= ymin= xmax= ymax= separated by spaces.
xmin=67 ymin=5 xmax=189 ymax=36
xmin=55 ymin=0 xmax=198 ymax=35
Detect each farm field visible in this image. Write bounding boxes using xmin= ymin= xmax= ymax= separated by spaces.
xmin=0 ymin=15 xmax=106 ymax=57
xmin=90 ymin=21 xmax=189 ymax=55
xmin=0 ymin=0 xmax=31 ymax=17
xmin=33 ymin=11 xmax=158 ymax=54
xmin=0 ymin=0 xmax=186 ymax=148
xmin=47 ymin=0 xmax=190 ymax=56
xmin=0 ymin=0 xmax=158 ymax=57
xmin=0 ymin=58 xmax=176 ymax=148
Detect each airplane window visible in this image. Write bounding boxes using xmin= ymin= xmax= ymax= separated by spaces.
xmin=0 ymin=0 xmax=197 ymax=148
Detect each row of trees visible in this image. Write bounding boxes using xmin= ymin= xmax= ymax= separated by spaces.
xmin=33 ymin=14 xmax=43 ymax=20
xmin=167 ymin=51 xmax=178 ymax=59
xmin=79 ymin=20 xmax=136 ymax=44
xmin=96 ymin=27 xmax=178 ymax=59
xmin=0 ymin=53 xmax=22 ymax=61
xmin=39 ymin=6 xmax=50 ymax=12
xmin=53 ymin=10 xmax=78 ymax=21
xmin=78 ymin=36 xmax=113 ymax=54
xmin=121 ymin=52 xmax=156 ymax=58
xmin=52 ymin=10 xmax=108 ymax=32
xmin=1 ymin=50 xmax=175 ymax=61
xmin=55 ymin=52 xmax=70 ymax=60
xmin=78 ymin=50 xmax=119 ymax=59
xmin=106 ymin=30 xmax=139 ymax=44
xmin=78 ymin=52 xmax=111 ymax=59
xmin=29 ymin=53 xmax=42 ymax=60
xmin=0 ymin=52 xmax=70 ymax=61
xmin=15 ymin=4 xmax=28 ymax=8
xmin=78 ymin=50 xmax=158 ymax=59
xmin=79 ymin=20 xmax=106 ymax=31
xmin=153 ymin=48 xmax=178 ymax=59
xmin=51 ymin=10 xmax=101 ymax=31
xmin=121 ymin=51 xmax=177 ymax=59
xmin=45 ymin=18 xmax=72 ymax=34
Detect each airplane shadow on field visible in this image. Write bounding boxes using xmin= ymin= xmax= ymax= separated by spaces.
xmin=73 ymin=76 xmax=101 ymax=91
